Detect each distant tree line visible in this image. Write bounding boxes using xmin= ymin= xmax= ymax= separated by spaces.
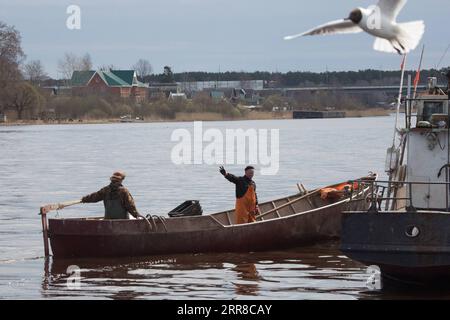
xmin=146 ymin=68 xmax=449 ymax=87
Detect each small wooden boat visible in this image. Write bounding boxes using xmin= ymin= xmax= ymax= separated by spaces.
xmin=43 ymin=175 xmax=376 ymax=258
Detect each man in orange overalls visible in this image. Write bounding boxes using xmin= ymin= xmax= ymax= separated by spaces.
xmin=220 ymin=166 xmax=261 ymax=224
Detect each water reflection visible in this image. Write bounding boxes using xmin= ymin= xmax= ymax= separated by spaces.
xmin=38 ymin=244 xmax=375 ymax=299
xmin=3 ymin=242 xmax=448 ymax=299
xmin=42 ymin=257 xmax=50 ymax=292
xmin=232 ymin=263 xmax=261 ymax=296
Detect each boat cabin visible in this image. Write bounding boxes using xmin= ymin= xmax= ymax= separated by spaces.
xmin=415 ymin=79 xmax=449 ymax=126
xmin=405 ymin=77 xmax=450 ymax=210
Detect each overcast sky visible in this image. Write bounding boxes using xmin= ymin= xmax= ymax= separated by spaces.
xmin=1 ymin=0 xmax=450 ymax=78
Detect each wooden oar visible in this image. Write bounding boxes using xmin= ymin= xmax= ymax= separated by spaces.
xmin=40 ymin=199 xmax=82 ymax=215
xmin=255 ymin=189 xmax=321 ymax=221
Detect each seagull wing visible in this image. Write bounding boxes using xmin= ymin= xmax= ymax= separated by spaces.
xmin=284 ymin=19 xmax=362 ymax=40
xmin=376 ymin=0 xmax=407 ymax=21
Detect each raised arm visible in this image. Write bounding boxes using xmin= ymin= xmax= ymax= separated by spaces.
xmin=220 ymin=166 xmax=239 ymax=184
xmin=81 ymin=187 xmax=107 ymax=203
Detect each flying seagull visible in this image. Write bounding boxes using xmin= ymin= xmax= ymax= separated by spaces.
xmin=284 ymin=0 xmax=425 ymax=54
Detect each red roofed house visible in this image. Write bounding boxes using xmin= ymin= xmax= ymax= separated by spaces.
xmin=71 ymin=70 xmax=148 ymax=102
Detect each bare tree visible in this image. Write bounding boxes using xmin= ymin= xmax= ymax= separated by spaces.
xmin=57 ymin=52 xmax=93 ymax=82
xmin=132 ymin=59 xmax=152 ymax=81
xmin=0 ymin=22 xmax=24 ymax=68
xmin=80 ymin=53 xmax=92 ymax=71
xmin=23 ymin=60 xmax=47 ymax=84
xmin=0 ymin=21 xmax=25 ymax=113
xmin=98 ymin=64 xmax=116 ymax=71
xmin=57 ymin=53 xmax=79 ymax=81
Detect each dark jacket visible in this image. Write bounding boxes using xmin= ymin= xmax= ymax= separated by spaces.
xmin=224 ymin=173 xmax=259 ymax=205
xmin=81 ymin=182 xmax=140 ymax=219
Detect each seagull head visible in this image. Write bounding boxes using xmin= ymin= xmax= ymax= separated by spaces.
xmin=346 ymin=8 xmax=363 ymax=24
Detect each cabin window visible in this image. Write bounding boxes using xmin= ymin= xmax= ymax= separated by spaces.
xmin=422 ymin=101 xmax=444 ymax=122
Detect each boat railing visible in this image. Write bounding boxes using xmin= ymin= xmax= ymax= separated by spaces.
xmin=348 ymin=179 xmax=450 ymax=213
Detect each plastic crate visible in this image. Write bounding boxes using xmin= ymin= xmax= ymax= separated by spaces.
xmin=168 ymin=200 xmax=203 ymax=218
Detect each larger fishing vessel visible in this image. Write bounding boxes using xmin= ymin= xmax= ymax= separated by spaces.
xmin=341 ymin=71 xmax=450 ymax=286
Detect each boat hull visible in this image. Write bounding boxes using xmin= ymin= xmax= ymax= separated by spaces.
xmin=341 ymin=211 xmax=450 ymax=286
xmin=49 ymin=193 xmax=369 ymax=258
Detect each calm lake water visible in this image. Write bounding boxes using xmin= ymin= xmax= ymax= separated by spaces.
xmin=1 ymin=116 xmax=448 ymax=299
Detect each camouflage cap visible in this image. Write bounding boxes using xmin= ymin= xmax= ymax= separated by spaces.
xmin=110 ymin=171 xmax=126 ymax=182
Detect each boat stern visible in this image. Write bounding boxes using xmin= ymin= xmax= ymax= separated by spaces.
xmin=341 ymin=210 xmax=450 ymax=284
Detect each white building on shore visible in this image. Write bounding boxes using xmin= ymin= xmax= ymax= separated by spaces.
xmin=178 ymin=80 xmax=264 ymax=92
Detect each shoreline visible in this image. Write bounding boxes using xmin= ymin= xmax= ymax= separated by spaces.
xmin=0 ymin=109 xmax=390 ymax=127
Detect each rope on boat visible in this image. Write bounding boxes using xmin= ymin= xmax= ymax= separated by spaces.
xmin=144 ymin=214 xmax=169 ymax=232
xmin=142 ymin=215 xmax=154 ymax=232
xmin=153 ymin=215 xmax=168 ymax=232
xmin=149 ymin=215 xmax=157 ymax=231
xmin=144 ymin=214 xmax=156 ymax=231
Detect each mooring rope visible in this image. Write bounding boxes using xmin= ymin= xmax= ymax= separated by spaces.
xmin=144 ymin=214 xmax=169 ymax=232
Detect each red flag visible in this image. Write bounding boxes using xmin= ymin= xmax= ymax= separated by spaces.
xmin=413 ymin=46 xmax=425 ymax=89
xmin=413 ymin=70 xmax=421 ymax=87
